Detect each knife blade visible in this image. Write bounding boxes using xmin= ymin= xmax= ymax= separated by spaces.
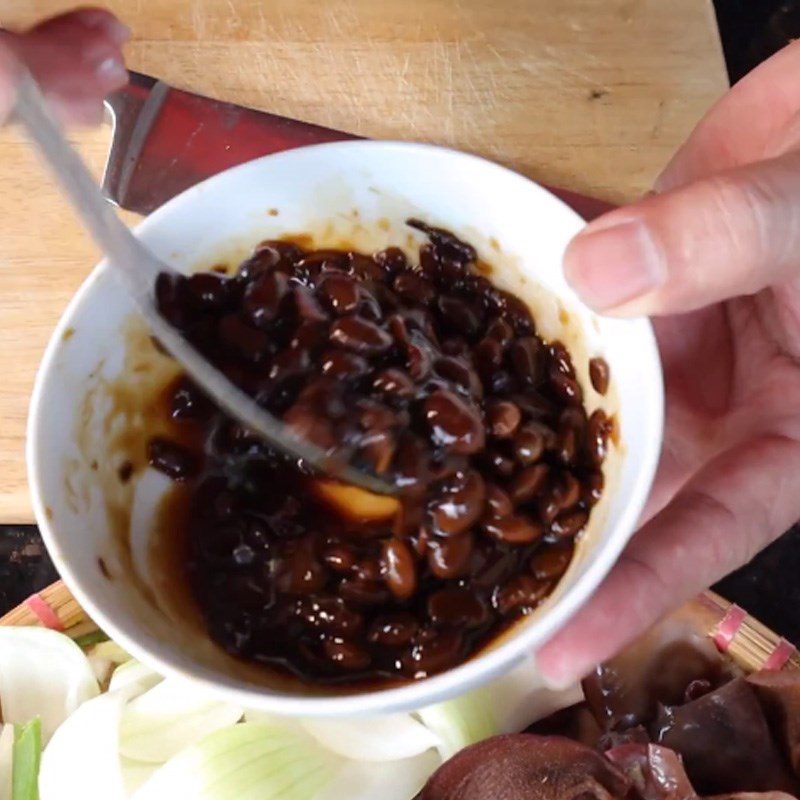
xmin=103 ymin=71 xmax=613 ymax=221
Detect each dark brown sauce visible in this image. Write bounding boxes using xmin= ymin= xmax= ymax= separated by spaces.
xmin=145 ymin=221 xmax=611 ymax=688
xmin=97 ymin=557 xmax=112 ymax=580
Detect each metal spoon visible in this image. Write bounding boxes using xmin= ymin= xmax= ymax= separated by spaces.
xmin=13 ymin=69 xmax=395 ymax=495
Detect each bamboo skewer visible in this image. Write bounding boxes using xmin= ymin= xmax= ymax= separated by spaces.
xmin=0 ymin=580 xmax=93 ymax=634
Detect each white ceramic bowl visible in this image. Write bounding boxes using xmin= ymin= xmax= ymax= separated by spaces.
xmin=28 ymin=141 xmax=663 ymax=716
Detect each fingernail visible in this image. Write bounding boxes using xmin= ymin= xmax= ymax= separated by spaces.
xmin=563 ymin=218 xmax=666 ymax=311
xmin=540 ymin=668 xmax=577 ymax=691
xmin=78 ymin=11 xmax=131 ymax=44
xmin=535 ymin=654 xmax=578 ymax=690
xmin=95 ymin=56 xmax=128 ymax=86
xmin=104 ymin=20 xmax=132 ymax=45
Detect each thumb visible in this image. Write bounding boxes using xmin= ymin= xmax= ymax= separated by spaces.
xmin=563 ymin=150 xmax=800 ymax=316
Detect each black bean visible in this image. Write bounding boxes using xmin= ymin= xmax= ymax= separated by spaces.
xmin=296 ymin=596 xmax=363 ymax=636
xmin=394 ymin=272 xmax=436 ymax=305
xmin=317 ymin=274 xmax=360 ymax=315
xmin=484 ymin=483 xmax=514 ymax=518
xmin=276 ymin=543 xmax=327 ymax=594
xmin=355 ymin=558 xmax=382 ymax=583
xmin=434 ymin=356 xmax=483 ymax=399
xmin=550 ymin=371 xmax=583 ymax=406
xmin=219 ymin=314 xmax=270 ymax=362
xmin=236 ymin=244 xmax=282 ymax=281
xmin=553 ymin=471 xmax=581 ymax=511
xmin=513 ymin=423 xmax=548 ymax=466
xmin=322 ymin=544 xmax=356 ymax=573
xmin=372 ymin=368 xmax=415 ymax=399
xmin=560 ymin=406 xmax=587 ymax=438
xmin=557 ymin=423 xmax=578 ymax=466
xmin=330 ymin=316 xmax=393 ymax=354
xmin=549 ymin=341 xmax=576 ymax=377
xmin=381 ymin=538 xmax=417 ymax=599
xmin=147 ymin=438 xmax=199 ymax=480
xmin=407 ymin=218 xmax=477 ymax=263
xmin=583 ymin=469 xmax=605 ymax=507
xmin=530 ymin=546 xmax=573 ymax=580
xmin=324 ymin=639 xmax=371 ymax=671
xmin=486 ymin=316 xmax=514 ymax=346
xmin=436 ymin=295 xmax=481 ymax=339
xmin=348 ymin=251 xmax=386 ymax=282
xmin=427 ymin=588 xmax=488 ymax=628
xmin=320 ymin=349 xmax=369 ymax=379
xmin=357 ymin=288 xmax=384 ymax=322
xmin=551 ymin=509 xmax=589 ymax=538
xmin=243 ymin=271 xmax=289 ymax=325
xmin=485 ymin=448 xmax=516 ymax=478
xmin=427 ymin=533 xmax=474 ymax=579
xmin=508 ymin=464 xmax=550 ymax=505
xmin=483 ymin=514 xmax=543 ymax=544
xmin=587 ymin=409 xmax=613 ymax=466
xmin=500 ymin=293 xmax=534 ymax=335
xmin=486 ymin=399 xmax=522 ymax=439
xmin=424 ymin=389 xmax=485 ymax=454
xmin=442 ymin=336 xmax=470 ymax=357
xmin=339 ymin=578 xmax=390 ymax=606
xmin=374 ymin=247 xmax=409 ymax=275
xmin=589 ymin=357 xmax=610 ymax=395
xmin=392 ymin=434 xmax=430 ymax=487
xmin=187 ymin=272 xmax=231 ymax=311
xmin=510 ymin=336 xmax=542 ymax=386
xmin=473 ymin=337 xmax=504 ymax=381
xmin=401 ymin=630 xmax=463 ymax=677
xmin=368 ymin=613 xmax=419 ymax=646
xmin=494 ymin=575 xmax=550 ymax=615
xmin=293 ymin=285 xmax=329 ymax=322
xmin=429 ymin=471 xmax=486 ymax=536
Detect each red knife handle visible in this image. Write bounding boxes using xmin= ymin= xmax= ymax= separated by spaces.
xmin=103 ymin=71 xmax=612 ymax=221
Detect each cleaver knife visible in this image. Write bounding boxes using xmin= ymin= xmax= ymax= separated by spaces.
xmin=102 ymin=70 xmax=613 ymax=221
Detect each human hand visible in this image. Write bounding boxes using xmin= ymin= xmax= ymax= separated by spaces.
xmin=0 ymin=7 xmax=129 ymax=125
xmin=538 ymin=39 xmax=800 ymax=686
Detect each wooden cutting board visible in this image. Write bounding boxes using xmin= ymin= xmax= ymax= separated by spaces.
xmin=0 ymin=0 xmax=727 ymax=522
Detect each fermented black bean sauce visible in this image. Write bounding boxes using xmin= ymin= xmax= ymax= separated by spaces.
xmin=150 ymin=220 xmax=612 ymax=686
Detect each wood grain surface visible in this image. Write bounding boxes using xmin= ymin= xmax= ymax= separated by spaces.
xmin=0 ymin=0 xmax=727 ymax=522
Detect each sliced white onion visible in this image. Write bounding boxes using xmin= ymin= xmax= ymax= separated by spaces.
xmin=121 ymin=758 xmax=160 ymax=796
xmin=90 ymin=640 xmax=131 ymax=665
xmin=313 ymin=749 xmax=441 ymax=800
xmin=119 ymin=678 xmax=243 ymax=763
xmin=488 ymin=659 xmax=582 ymax=735
xmin=0 ymin=724 xmax=13 ymax=800
xmin=133 ymin=721 xmax=341 ymax=800
xmin=416 ymin=689 xmax=496 ymax=761
xmin=0 ymin=627 xmax=99 ymax=743
xmin=302 ymin=713 xmax=440 ymax=762
xmin=38 ymin=688 xmax=134 ymax=800
xmin=416 ymin=659 xmax=582 ymax=760
xmin=109 ymin=660 xmax=163 ymax=697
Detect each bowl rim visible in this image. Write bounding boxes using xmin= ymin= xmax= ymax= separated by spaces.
xmin=27 ymin=139 xmax=664 ymax=716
